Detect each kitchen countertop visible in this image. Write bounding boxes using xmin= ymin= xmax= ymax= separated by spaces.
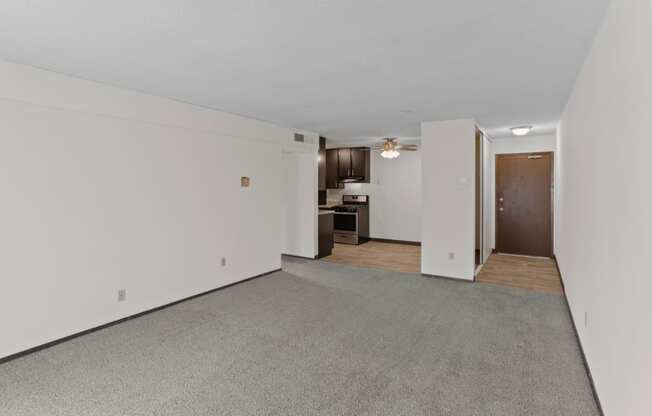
xmin=318 ymin=210 xmax=335 ymax=215
xmin=318 ymin=203 xmax=340 ymax=209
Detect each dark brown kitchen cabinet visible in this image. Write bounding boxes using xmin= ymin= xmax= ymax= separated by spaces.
xmin=318 ymin=212 xmax=334 ymax=258
xmin=326 ymin=149 xmax=342 ymax=189
xmin=318 ymin=137 xmax=326 ymax=191
xmin=350 ymin=148 xmax=367 ymax=178
xmin=326 ymin=146 xmax=370 ymax=186
xmin=336 ymin=147 xmax=370 ymax=182
xmin=338 ymin=148 xmax=351 ymax=178
xmin=362 ymin=149 xmax=370 ymax=182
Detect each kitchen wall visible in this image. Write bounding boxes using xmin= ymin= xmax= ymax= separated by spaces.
xmin=0 ymin=61 xmax=317 ymax=359
xmin=327 ymin=147 xmax=421 ymax=243
xmin=421 ymin=119 xmax=476 ymax=280
xmin=489 ymin=134 xmax=557 ymax=249
xmin=556 ymin=1 xmax=652 ymax=415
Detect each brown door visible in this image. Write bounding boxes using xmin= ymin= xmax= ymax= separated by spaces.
xmin=496 ymin=152 xmax=553 ymax=257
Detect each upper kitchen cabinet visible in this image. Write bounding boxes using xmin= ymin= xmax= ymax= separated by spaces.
xmin=318 ymin=137 xmax=326 ymax=191
xmin=326 ymin=149 xmax=343 ymax=189
xmin=338 ymin=148 xmax=351 ymax=178
xmin=337 ymin=147 xmax=370 ymax=183
xmin=350 ymin=148 xmax=368 ymax=180
xmin=325 ymin=146 xmax=370 ymax=188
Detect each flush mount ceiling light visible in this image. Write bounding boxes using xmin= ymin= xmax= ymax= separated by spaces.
xmin=511 ymin=126 xmax=533 ymax=136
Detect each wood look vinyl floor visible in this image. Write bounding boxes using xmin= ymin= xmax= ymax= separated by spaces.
xmin=476 ymin=254 xmax=563 ymax=294
xmin=322 ymin=241 xmax=421 ymax=273
xmin=323 ymin=244 xmax=562 ymax=294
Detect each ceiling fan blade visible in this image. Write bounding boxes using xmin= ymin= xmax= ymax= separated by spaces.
xmin=395 ymin=145 xmax=418 ymax=150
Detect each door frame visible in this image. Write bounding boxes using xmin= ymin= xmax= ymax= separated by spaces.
xmin=494 ymin=151 xmax=554 ymax=258
xmin=475 ymin=128 xmax=484 ymax=268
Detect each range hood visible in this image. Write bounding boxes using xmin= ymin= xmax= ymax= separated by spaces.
xmin=339 ymin=175 xmax=365 ymax=183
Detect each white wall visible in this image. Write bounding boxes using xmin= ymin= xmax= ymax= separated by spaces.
xmin=556 ymin=1 xmax=652 ymax=415
xmin=281 ymin=151 xmax=318 ymax=258
xmin=490 ymin=134 xmax=556 ymax=155
xmin=555 ymin=129 xmax=563 ymax=256
xmin=489 ymin=134 xmax=557 ymax=249
xmin=327 ymin=149 xmax=421 ymax=242
xmin=421 ymin=119 xmax=476 ymax=280
xmin=0 ymin=61 xmax=317 ymax=359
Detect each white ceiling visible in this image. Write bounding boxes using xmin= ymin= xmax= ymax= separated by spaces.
xmin=0 ymin=0 xmax=610 ymax=140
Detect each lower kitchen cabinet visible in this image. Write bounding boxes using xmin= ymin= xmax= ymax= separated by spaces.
xmin=318 ymin=212 xmax=334 ymax=258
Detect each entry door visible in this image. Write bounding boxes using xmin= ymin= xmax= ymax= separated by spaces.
xmin=496 ymin=152 xmax=553 ymax=257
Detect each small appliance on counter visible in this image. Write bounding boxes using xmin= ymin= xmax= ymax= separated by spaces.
xmin=333 ymin=195 xmax=369 ymax=245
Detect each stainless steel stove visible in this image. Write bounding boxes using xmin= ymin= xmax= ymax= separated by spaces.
xmin=333 ymin=195 xmax=369 ymax=245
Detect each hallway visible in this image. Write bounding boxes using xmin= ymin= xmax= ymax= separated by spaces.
xmin=477 ymin=254 xmax=563 ymax=294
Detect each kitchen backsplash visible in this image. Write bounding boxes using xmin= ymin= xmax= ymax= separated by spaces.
xmin=326 ymin=183 xmax=366 ymax=205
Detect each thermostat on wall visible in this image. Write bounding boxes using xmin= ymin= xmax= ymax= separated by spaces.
xmin=241 ymin=176 xmax=250 ymax=187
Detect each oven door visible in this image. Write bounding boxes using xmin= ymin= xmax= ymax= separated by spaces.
xmin=333 ymin=212 xmax=358 ymax=233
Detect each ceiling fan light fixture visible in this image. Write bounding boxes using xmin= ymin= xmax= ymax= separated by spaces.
xmin=381 ymin=149 xmax=400 ymax=159
xmin=511 ymin=126 xmax=532 ymax=136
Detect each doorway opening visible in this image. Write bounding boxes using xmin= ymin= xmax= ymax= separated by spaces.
xmin=495 ymin=152 xmax=554 ymax=258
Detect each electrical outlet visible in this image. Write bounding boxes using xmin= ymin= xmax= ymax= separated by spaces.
xmin=449 ymin=252 xmax=455 ymax=260
xmin=118 ymin=289 xmax=126 ymax=302
xmin=221 ymin=257 xmax=227 ymax=267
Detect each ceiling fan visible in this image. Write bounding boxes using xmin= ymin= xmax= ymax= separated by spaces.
xmin=372 ymin=138 xmax=418 ymax=159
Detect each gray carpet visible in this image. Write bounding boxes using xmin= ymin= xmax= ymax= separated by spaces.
xmin=0 ymin=257 xmax=599 ymax=415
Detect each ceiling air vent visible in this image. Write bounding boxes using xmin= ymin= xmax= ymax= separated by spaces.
xmin=294 ymin=133 xmax=305 ymax=143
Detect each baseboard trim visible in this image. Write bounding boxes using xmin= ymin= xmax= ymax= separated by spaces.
xmin=369 ymin=238 xmax=421 ymax=246
xmin=282 ymin=254 xmax=317 ymax=260
xmin=0 ymin=268 xmax=281 ymax=365
xmin=552 ymin=255 xmax=565 ymax=292
xmin=554 ymin=257 xmax=604 ymax=416
xmin=421 ymin=273 xmax=474 ymax=283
